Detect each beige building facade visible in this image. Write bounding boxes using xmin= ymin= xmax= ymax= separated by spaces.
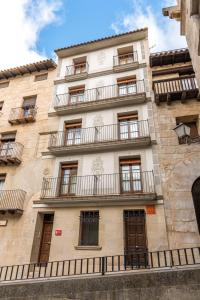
xmin=0 ymin=30 xmax=170 ymax=268
xmin=0 ymin=60 xmax=57 ymax=266
xmin=163 ymin=0 xmax=200 ymax=89
xmin=151 ymin=48 xmax=200 ymax=249
xmin=32 ymin=29 xmax=168 ymax=265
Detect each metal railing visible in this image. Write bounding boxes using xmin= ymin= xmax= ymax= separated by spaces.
xmin=48 ymin=120 xmax=150 ymax=149
xmin=113 ymin=52 xmax=138 ymax=66
xmin=9 ymin=107 xmax=37 ymax=123
xmin=0 ymin=142 xmax=23 ymax=161
xmin=40 ymin=171 xmax=155 ymax=199
xmin=55 ymin=80 xmax=145 ymax=108
xmin=1 ymin=247 xmax=200 ymax=282
xmin=0 ymin=190 xmax=26 ymax=211
xmin=153 ymin=76 xmax=198 ymax=95
xmin=66 ymin=62 xmax=89 ymax=76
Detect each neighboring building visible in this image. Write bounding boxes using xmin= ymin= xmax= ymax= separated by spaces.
xmin=163 ymin=0 xmax=200 ymax=89
xmin=31 ymin=28 xmax=169 ymax=265
xmin=0 ymin=60 xmax=57 ymax=266
xmin=150 ymin=48 xmax=200 ymax=249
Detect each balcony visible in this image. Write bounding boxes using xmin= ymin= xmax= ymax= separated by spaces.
xmin=113 ymin=52 xmax=139 ymax=72
xmin=65 ymin=62 xmax=89 ymax=82
xmin=0 ymin=190 xmax=26 ymax=214
xmin=47 ymin=120 xmax=151 ymax=156
xmin=0 ymin=142 xmax=23 ymax=165
xmin=8 ymin=107 xmax=37 ymax=125
xmin=38 ymin=171 xmax=156 ymax=207
xmin=153 ymin=76 xmax=199 ymax=104
xmin=54 ymin=81 xmax=146 ymax=115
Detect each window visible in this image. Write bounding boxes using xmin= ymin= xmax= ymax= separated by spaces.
xmin=118 ymin=113 xmax=139 ymax=139
xmin=120 ymin=158 xmax=142 ymax=193
xmin=0 ymin=133 xmax=16 ymax=157
xmin=79 ymin=211 xmax=99 ymax=246
xmin=117 ymin=77 xmax=136 ymax=96
xmin=0 ymin=101 xmax=3 ymax=111
xmin=35 ymin=73 xmax=48 ymax=81
xmin=176 ymin=115 xmax=199 ymax=144
xmin=22 ymin=96 xmax=36 ymax=117
xmin=117 ymin=46 xmax=134 ymax=65
xmin=60 ymin=162 xmax=78 ymax=195
xmin=0 ymin=174 xmax=6 ymax=190
xmin=69 ymin=85 xmax=85 ymax=104
xmin=190 ymin=0 xmax=199 ymax=16
xmin=0 ymin=81 xmax=9 ymax=89
xmin=64 ymin=121 xmax=82 ymax=145
xmin=73 ymin=57 xmax=87 ymax=74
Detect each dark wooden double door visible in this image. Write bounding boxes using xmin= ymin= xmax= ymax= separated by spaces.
xmin=124 ymin=210 xmax=148 ymax=266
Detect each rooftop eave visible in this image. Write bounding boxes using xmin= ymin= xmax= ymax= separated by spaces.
xmin=162 ymin=6 xmax=181 ymax=21
xmin=55 ymin=28 xmax=148 ymax=58
xmin=0 ymin=59 xmax=57 ymax=81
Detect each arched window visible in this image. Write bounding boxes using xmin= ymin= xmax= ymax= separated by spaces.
xmin=192 ymin=177 xmax=200 ymax=233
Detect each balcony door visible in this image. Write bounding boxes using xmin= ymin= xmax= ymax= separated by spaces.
xmin=117 ymin=77 xmax=136 ymax=96
xmin=64 ymin=122 xmax=81 ymax=146
xmin=120 ymin=159 xmax=142 ymax=193
xmin=124 ymin=210 xmax=148 ymax=266
xmin=0 ymin=133 xmax=16 ymax=157
xmin=60 ymin=163 xmax=78 ymax=196
xmin=69 ymin=86 xmax=85 ymax=104
xmin=118 ymin=113 xmax=139 ymax=140
xmin=22 ymin=96 xmax=36 ymax=118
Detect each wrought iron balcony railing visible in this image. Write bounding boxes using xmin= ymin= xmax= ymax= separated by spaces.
xmin=9 ymin=107 xmax=37 ymax=125
xmin=66 ymin=62 xmax=89 ymax=76
xmin=113 ymin=52 xmax=138 ymax=67
xmin=41 ymin=171 xmax=155 ymax=199
xmin=0 ymin=142 xmax=23 ymax=165
xmin=48 ymin=120 xmax=150 ymax=150
xmin=0 ymin=189 xmax=26 ymax=213
xmin=54 ymin=80 xmax=145 ymax=109
xmin=153 ymin=76 xmax=199 ymax=104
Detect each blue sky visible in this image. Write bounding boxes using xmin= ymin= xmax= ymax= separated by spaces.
xmin=0 ymin=0 xmax=186 ymax=69
xmin=37 ymin=0 xmax=184 ymax=55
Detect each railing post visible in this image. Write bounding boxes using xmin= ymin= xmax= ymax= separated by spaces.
xmin=101 ymin=256 xmax=105 ymax=275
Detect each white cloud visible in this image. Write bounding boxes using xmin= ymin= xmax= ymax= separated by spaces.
xmin=111 ymin=0 xmax=186 ymax=52
xmin=0 ymin=0 xmax=62 ymax=69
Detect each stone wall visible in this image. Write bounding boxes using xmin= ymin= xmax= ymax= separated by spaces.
xmin=1 ymin=267 xmax=200 ymax=299
xmin=153 ymin=99 xmax=200 ymax=248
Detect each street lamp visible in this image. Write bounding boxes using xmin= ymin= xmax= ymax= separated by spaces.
xmin=173 ymin=123 xmax=200 ymax=144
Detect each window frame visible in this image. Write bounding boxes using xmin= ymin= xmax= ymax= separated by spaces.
xmin=79 ymin=211 xmax=99 ymax=246
xmin=59 ymin=163 xmax=78 ymax=196
xmin=119 ymin=158 xmax=142 ymax=194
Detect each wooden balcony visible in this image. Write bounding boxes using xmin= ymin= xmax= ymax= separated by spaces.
xmin=37 ymin=171 xmax=156 ymax=207
xmin=0 ymin=190 xmax=26 ymax=214
xmin=153 ymin=76 xmax=199 ymax=104
xmin=0 ymin=142 xmax=23 ymax=165
xmin=9 ymin=107 xmax=37 ymax=125
xmin=65 ymin=62 xmax=89 ymax=82
xmin=47 ymin=120 xmax=151 ymax=156
xmin=54 ymin=81 xmax=146 ymax=115
xmin=113 ymin=52 xmax=139 ymax=72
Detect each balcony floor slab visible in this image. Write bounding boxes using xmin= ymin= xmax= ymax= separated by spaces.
xmin=35 ymin=193 xmax=157 ymax=208
xmin=45 ymin=137 xmax=151 ymax=156
xmin=53 ymin=93 xmax=147 ymax=116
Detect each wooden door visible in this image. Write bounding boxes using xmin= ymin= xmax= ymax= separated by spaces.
xmin=124 ymin=210 xmax=148 ymax=266
xmin=38 ymin=214 xmax=54 ymax=264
